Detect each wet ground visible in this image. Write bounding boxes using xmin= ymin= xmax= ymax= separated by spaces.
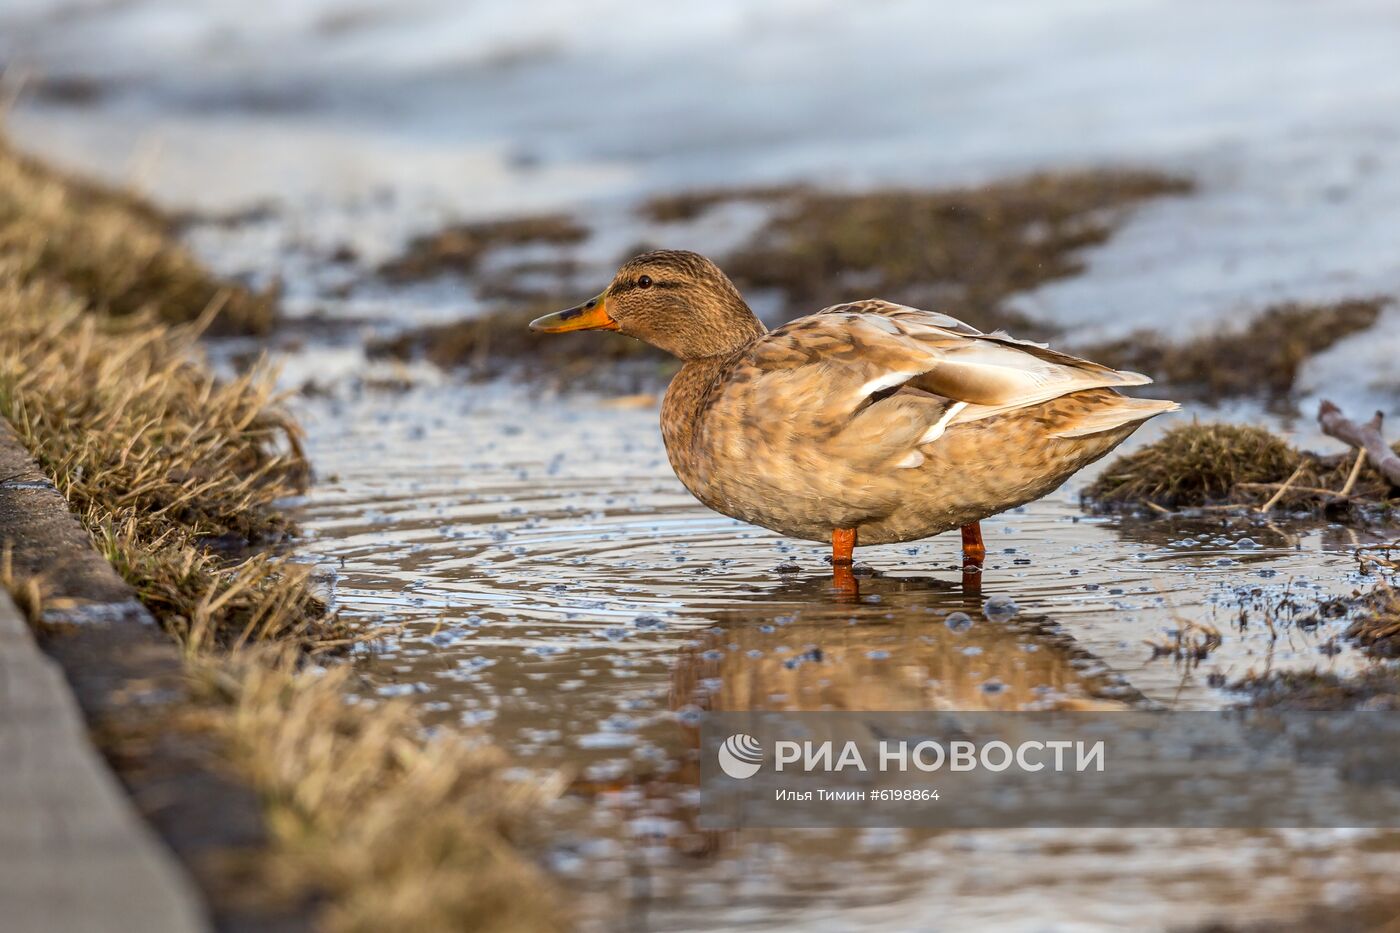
xmin=6 ymin=0 xmax=1400 ymax=927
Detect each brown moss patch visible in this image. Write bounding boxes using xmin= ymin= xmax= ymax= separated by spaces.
xmin=1080 ymin=298 xmax=1386 ymax=399
xmin=1345 ymin=585 xmax=1400 ymax=657
xmin=720 ymin=169 xmax=1192 ymax=334
xmin=0 ymin=135 xmax=276 ymax=335
xmin=367 ymin=298 xmax=674 ymax=390
xmin=378 ymin=215 xmax=588 ymax=283
xmin=1084 ymin=422 xmax=1400 ymax=512
xmin=1085 ymin=423 xmax=1301 ymax=508
xmin=1234 ymin=666 xmax=1400 ymax=710
xmin=639 ymin=184 xmax=805 ymax=223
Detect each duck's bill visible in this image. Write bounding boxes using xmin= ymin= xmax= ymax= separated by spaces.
xmin=528 ymin=295 xmax=619 ymax=333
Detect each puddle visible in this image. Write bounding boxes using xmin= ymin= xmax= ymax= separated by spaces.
xmin=289 ymin=381 xmax=1398 ymax=930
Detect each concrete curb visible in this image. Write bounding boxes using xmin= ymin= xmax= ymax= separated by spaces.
xmin=0 ymin=588 xmax=210 ymax=933
xmin=0 ymin=422 xmax=293 ymax=933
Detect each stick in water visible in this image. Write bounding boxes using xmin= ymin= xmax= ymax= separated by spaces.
xmin=1317 ymin=400 xmax=1400 ymax=488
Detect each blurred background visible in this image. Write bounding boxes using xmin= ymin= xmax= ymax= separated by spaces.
xmin=3 ymin=0 xmax=1399 ymax=382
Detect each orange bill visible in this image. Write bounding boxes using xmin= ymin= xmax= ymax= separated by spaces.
xmin=528 ymin=294 xmax=619 ymax=333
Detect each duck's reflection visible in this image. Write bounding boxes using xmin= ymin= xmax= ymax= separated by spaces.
xmin=673 ymin=571 xmax=1124 ymax=714
xmin=832 ymin=560 xmax=982 ymax=598
xmin=589 ymin=571 xmax=1129 ymax=863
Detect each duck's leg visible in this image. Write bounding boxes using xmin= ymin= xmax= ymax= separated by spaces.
xmin=832 ymin=527 xmax=857 ymax=565
xmin=832 ymin=528 xmax=858 ymax=596
xmin=960 ymin=522 xmax=985 ymax=568
xmin=961 ymin=522 xmax=985 ymax=595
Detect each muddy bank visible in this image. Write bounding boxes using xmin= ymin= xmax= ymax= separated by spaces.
xmin=0 ymin=136 xmax=276 ymax=335
xmin=369 ymin=173 xmax=1392 ymax=420
xmin=366 ymin=299 xmax=672 ymax=393
xmin=378 ymin=214 xmax=589 ymax=284
xmin=370 ymin=168 xmax=1191 ymax=381
xmin=1081 ymin=298 xmax=1387 ymax=402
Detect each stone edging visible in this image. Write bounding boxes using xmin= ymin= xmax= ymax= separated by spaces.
xmin=0 ymin=586 xmax=209 ymax=933
xmin=0 ymin=421 xmax=292 ymax=933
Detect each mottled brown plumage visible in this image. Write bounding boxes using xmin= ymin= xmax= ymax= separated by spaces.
xmin=532 ymin=250 xmax=1178 ymax=553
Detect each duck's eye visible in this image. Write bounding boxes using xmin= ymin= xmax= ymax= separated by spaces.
xmin=637 ymin=275 xmax=652 ymax=289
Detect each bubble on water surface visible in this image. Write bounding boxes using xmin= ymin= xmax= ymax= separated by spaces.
xmin=945 ymin=611 xmax=973 ymax=633
xmin=673 ymin=705 xmax=704 ymax=726
xmin=982 ymin=595 xmax=1018 ymax=622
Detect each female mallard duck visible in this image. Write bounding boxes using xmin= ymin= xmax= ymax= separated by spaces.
xmin=531 ymin=250 xmax=1177 ymax=579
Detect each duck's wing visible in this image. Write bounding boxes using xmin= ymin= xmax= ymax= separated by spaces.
xmin=715 ymin=302 xmax=1174 ymax=469
xmin=817 ymin=299 xmax=988 ymax=337
xmin=755 ymin=300 xmax=1154 ymax=412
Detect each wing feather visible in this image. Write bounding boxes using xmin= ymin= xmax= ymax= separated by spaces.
xmin=716 ymin=301 xmax=1165 ymax=468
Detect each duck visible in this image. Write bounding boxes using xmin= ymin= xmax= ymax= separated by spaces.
xmin=530 ymin=249 xmax=1177 ymax=585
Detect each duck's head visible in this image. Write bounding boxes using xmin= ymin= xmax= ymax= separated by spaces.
xmin=529 ymin=249 xmax=765 ymax=360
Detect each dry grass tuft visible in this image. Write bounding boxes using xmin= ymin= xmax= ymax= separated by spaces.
xmin=1085 ymin=421 xmax=1400 ymax=512
xmin=1085 ymin=422 xmax=1300 ymax=508
xmin=190 ymin=651 xmax=565 ymax=933
xmin=720 ymin=170 xmax=1192 ymax=335
xmin=0 ymin=282 xmax=340 ymax=649
xmin=0 ymin=136 xmax=275 ymax=334
xmin=1345 ymin=586 xmax=1400 ymax=658
xmin=96 ymin=522 xmax=342 ymax=654
xmin=1234 ymin=666 xmax=1400 ymax=710
xmin=2 ymin=288 xmax=305 ymax=542
xmin=379 ymin=215 xmax=589 ymax=283
xmin=0 ymin=133 xmax=565 ymax=930
xmin=1081 ymin=298 xmax=1386 ymax=399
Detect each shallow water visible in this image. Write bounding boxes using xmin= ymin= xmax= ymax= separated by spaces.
xmin=287 ymin=379 xmax=1397 ymax=930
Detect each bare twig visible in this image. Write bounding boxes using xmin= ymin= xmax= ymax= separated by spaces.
xmin=1338 ymin=448 xmax=1367 ymax=498
xmin=1318 ymin=400 xmax=1400 ymax=488
xmin=1236 ymin=482 xmax=1352 ymax=498
xmin=1256 ymin=462 xmax=1308 ymax=513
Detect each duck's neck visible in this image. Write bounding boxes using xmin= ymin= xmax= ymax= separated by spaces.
xmin=659 ymin=342 xmax=757 ymax=486
xmin=658 ymin=295 xmax=767 ymax=362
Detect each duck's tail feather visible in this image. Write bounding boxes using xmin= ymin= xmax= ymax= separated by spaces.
xmin=1052 ymin=397 xmax=1180 ymax=439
